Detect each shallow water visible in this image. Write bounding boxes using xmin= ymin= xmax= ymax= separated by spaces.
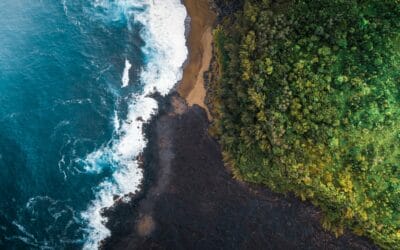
xmin=0 ymin=0 xmax=187 ymax=248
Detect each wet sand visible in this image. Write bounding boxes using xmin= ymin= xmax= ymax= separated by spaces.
xmin=178 ymin=0 xmax=215 ymax=120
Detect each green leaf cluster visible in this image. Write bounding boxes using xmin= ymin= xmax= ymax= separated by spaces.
xmin=211 ymin=0 xmax=400 ymax=248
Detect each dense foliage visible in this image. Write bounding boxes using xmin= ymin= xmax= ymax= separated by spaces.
xmin=211 ymin=0 xmax=400 ymax=248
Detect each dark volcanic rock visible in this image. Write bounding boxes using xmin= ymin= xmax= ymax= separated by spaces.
xmin=102 ymin=94 xmax=377 ymax=250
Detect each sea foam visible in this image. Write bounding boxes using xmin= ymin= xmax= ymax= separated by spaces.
xmin=121 ymin=59 xmax=131 ymax=87
xmin=81 ymin=0 xmax=188 ymax=249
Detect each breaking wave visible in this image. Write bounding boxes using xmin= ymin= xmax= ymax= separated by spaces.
xmin=81 ymin=0 xmax=188 ymax=248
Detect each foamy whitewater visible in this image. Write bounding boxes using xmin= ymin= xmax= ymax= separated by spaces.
xmin=0 ymin=0 xmax=187 ymax=247
xmin=81 ymin=0 xmax=188 ymax=248
xmin=121 ymin=59 xmax=132 ymax=87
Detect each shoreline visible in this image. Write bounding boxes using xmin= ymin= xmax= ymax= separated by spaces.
xmin=178 ymin=0 xmax=216 ymax=120
xmin=101 ymin=1 xmax=377 ymax=249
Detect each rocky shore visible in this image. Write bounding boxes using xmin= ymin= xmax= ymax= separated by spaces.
xmin=102 ymin=94 xmax=376 ymax=250
xmin=101 ymin=1 xmax=378 ymax=249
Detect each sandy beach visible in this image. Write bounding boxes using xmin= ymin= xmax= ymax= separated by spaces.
xmin=179 ymin=0 xmax=215 ymax=120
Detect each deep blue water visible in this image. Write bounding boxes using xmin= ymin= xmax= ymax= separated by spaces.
xmin=0 ymin=0 xmax=147 ymax=248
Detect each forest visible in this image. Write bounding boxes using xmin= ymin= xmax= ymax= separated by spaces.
xmin=210 ymin=0 xmax=400 ymax=248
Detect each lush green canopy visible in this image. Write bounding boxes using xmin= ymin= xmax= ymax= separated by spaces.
xmin=211 ymin=0 xmax=400 ymax=248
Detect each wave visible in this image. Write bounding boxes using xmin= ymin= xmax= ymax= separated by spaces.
xmin=81 ymin=0 xmax=188 ymax=249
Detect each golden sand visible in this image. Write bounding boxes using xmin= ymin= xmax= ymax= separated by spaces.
xmin=179 ymin=0 xmax=216 ymax=120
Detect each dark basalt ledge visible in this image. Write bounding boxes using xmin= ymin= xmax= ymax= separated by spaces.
xmin=101 ymin=92 xmax=376 ymax=250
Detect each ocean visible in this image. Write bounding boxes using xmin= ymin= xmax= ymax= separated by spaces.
xmin=0 ymin=0 xmax=187 ymax=248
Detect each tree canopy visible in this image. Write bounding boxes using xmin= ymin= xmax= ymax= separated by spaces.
xmin=211 ymin=0 xmax=400 ymax=248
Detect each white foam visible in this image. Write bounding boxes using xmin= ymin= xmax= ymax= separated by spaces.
xmin=62 ymin=0 xmax=68 ymax=16
xmin=113 ymin=111 xmax=120 ymax=132
xmin=121 ymin=59 xmax=132 ymax=87
xmin=12 ymin=221 xmax=36 ymax=241
xmin=82 ymin=0 xmax=188 ymax=249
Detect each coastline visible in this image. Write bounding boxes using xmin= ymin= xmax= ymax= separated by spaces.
xmin=101 ymin=1 xmax=377 ymax=249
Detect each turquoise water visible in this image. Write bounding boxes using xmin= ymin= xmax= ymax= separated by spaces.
xmin=0 ymin=0 xmax=187 ymax=248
